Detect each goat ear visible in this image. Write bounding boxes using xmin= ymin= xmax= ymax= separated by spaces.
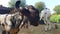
xmin=15 ymin=1 xmax=21 ymax=8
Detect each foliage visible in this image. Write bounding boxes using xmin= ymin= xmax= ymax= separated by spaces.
xmin=50 ymin=14 xmax=60 ymax=23
xmin=35 ymin=1 xmax=45 ymax=12
xmin=20 ymin=1 xmax=26 ymax=7
xmin=53 ymin=5 xmax=60 ymax=14
xmin=8 ymin=0 xmax=16 ymax=8
xmin=8 ymin=0 xmax=26 ymax=8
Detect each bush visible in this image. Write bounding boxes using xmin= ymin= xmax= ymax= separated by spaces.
xmin=50 ymin=14 xmax=60 ymax=23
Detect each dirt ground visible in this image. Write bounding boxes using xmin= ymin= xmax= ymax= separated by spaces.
xmin=0 ymin=23 xmax=60 ymax=34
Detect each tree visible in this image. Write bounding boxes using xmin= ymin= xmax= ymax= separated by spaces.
xmin=35 ymin=2 xmax=45 ymax=12
xmin=8 ymin=0 xmax=26 ymax=8
xmin=20 ymin=0 xmax=26 ymax=7
xmin=53 ymin=5 xmax=60 ymax=14
xmin=8 ymin=0 xmax=16 ymax=8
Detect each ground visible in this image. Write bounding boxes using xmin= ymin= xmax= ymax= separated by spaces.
xmin=0 ymin=23 xmax=60 ymax=34
xmin=18 ymin=23 xmax=60 ymax=34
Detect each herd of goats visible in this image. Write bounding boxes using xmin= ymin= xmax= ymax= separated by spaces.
xmin=0 ymin=5 xmax=41 ymax=34
xmin=0 ymin=1 xmax=58 ymax=34
xmin=0 ymin=5 xmax=58 ymax=34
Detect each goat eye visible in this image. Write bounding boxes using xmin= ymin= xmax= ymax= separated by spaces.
xmin=2 ymin=24 xmax=5 ymax=26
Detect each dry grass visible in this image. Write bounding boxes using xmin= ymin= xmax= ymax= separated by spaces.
xmin=18 ymin=24 xmax=60 ymax=34
xmin=0 ymin=23 xmax=60 ymax=34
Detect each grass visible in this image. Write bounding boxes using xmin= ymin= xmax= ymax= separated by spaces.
xmin=0 ymin=23 xmax=60 ymax=34
xmin=18 ymin=24 xmax=60 ymax=34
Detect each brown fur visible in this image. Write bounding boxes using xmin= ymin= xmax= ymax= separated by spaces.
xmin=9 ymin=28 xmax=19 ymax=34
